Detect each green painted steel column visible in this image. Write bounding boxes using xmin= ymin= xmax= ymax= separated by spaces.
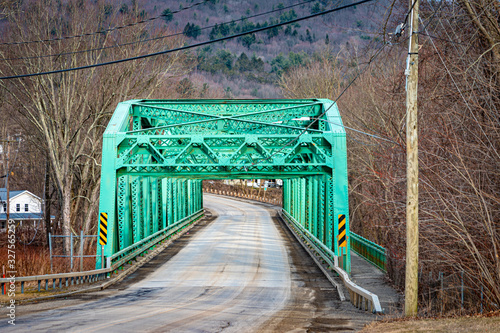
xmin=181 ymin=179 xmax=186 ymax=219
xmin=325 ymin=176 xmax=333 ymax=251
xmin=300 ymin=178 xmax=306 ymax=228
xmin=139 ymin=177 xmax=145 ymax=240
xmin=284 ymin=180 xmax=288 ymax=212
xmin=161 ymin=178 xmax=167 ymax=228
xmin=312 ymin=177 xmax=318 ymax=237
xmin=185 ymin=179 xmax=189 ymax=217
xmin=283 ymin=179 xmax=288 ymax=212
xmin=332 ymin=133 xmax=350 ymax=273
xmin=143 ymin=177 xmax=151 ymax=237
xmin=188 ymin=179 xmax=193 ymax=216
xmin=183 ymin=179 xmax=186 ymax=219
xmin=167 ymin=178 xmax=173 ymax=226
xmin=95 ymin=101 xmax=135 ymax=268
xmin=323 ymin=99 xmax=350 ymax=273
xmin=173 ymin=179 xmax=178 ymax=222
xmin=293 ymin=179 xmax=297 ymax=222
xmin=117 ymin=175 xmax=132 ymax=249
xmin=96 ymin=132 xmax=118 ymax=266
xmin=151 ymin=177 xmax=159 ymax=233
xmin=131 ymin=177 xmax=141 ymax=243
xmin=307 ymin=178 xmax=313 ymax=233
xmin=198 ymin=180 xmax=201 ymax=211
xmin=318 ymin=177 xmax=325 ymax=244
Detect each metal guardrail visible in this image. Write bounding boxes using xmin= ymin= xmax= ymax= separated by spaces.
xmin=107 ymin=209 xmax=204 ymax=269
xmin=0 ymin=209 xmax=204 ymax=295
xmin=350 ymin=232 xmax=387 ymax=272
xmin=280 ymin=209 xmax=383 ymax=313
xmin=0 ymin=269 xmax=110 ymax=294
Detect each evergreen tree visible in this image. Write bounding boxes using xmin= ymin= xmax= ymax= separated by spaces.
xmin=240 ymin=34 xmax=256 ymax=49
xmin=161 ymin=8 xmax=173 ymax=23
xmin=306 ymin=29 xmax=313 ymax=43
xmin=183 ymin=22 xmax=201 ymax=39
xmin=311 ymin=2 xmax=322 ymax=14
xmin=209 ymin=24 xmax=219 ymax=40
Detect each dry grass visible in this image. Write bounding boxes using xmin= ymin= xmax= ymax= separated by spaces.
xmin=0 ymin=232 xmax=98 ymax=278
xmin=362 ymin=313 xmax=500 ymax=333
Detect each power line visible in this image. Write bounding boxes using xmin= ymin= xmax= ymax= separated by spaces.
xmin=249 ymin=40 xmax=390 ymax=165
xmin=0 ymin=0 xmax=377 ymax=80
xmin=418 ymin=32 xmax=468 ymax=46
xmin=0 ymin=0 xmax=211 ymax=46
xmin=248 ymin=0 xmax=429 ymax=164
xmin=1 ymin=0 xmax=318 ymax=62
xmin=316 ymin=118 xmax=398 ymax=144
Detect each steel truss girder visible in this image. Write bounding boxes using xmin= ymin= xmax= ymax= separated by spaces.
xmin=97 ymin=99 xmax=350 ymax=273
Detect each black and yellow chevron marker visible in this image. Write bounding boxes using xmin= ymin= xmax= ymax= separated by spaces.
xmin=338 ymin=214 xmax=347 ymax=248
xmin=99 ymin=212 xmax=108 ymax=245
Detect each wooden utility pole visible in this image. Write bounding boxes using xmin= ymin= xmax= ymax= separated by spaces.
xmin=405 ymin=0 xmax=419 ymax=317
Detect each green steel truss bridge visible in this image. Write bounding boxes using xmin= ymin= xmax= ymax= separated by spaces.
xmin=97 ymin=99 xmax=351 ymax=272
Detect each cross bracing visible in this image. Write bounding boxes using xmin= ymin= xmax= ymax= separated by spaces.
xmin=97 ymin=99 xmax=350 ymax=272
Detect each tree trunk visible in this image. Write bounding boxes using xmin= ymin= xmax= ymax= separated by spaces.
xmin=257 ymin=179 xmax=263 ymax=197
xmin=82 ymin=183 xmax=100 ymax=253
xmin=44 ymin=155 xmax=51 ymax=249
xmin=62 ymin=181 xmax=72 ymax=256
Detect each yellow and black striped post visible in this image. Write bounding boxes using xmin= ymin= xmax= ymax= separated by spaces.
xmin=338 ymin=214 xmax=347 ymax=269
xmin=99 ymin=212 xmax=108 ymax=246
xmin=338 ymin=214 xmax=347 ymax=248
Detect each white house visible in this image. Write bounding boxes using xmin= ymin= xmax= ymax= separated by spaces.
xmin=0 ymin=188 xmax=45 ymax=229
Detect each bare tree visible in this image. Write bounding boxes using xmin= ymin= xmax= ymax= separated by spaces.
xmin=0 ymin=0 xmax=191 ymax=252
xmin=279 ymin=47 xmax=344 ymax=99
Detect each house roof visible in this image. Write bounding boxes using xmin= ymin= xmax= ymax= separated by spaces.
xmin=0 ymin=188 xmax=40 ymax=202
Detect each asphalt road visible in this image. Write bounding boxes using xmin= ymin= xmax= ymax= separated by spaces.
xmin=11 ymin=195 xmax=293 ymax=332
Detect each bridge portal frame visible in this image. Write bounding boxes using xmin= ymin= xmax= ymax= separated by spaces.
xmin=96 ymin=99 xmax=350 ymax=272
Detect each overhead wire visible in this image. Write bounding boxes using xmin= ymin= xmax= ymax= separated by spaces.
xmin=0 ymin=0 xmax=377 ymax=80
xmin=250 ymin=40 xmax=392 ymax=165
xmin=1 ymin=0 xmax=318 ymax=62
xmin=417 ymin=32 xmax=469 ymax=46
xmin=316 ymin=119 xmax=398 ymax=144
xmin=249 ymin=1 xmax=430 ymax=165
xmin=0 ymin=0 xmax=211 ymax=46
xmin=1 ymin=0 xmax=400 ymax=152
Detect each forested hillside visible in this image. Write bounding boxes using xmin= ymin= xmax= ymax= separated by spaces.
xmin=123 ymin=0 xmax=389 ymax=97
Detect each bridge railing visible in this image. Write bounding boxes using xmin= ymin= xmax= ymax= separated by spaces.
xmin=0 ymin=209 xmax=204 ymax=295
xmin=107 ymin=209 xmax=204 ymax=268
xmin=280 ymin=209 xmax=383 ymax=314
xmin=350 ymin=232 xmax=387 ymax=272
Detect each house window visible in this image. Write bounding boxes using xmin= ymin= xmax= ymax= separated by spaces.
xmin=25 ymin=204 xmax=29 ymax=212
xmin=16 ymin=203 xmax=20 ymax=212
xmin=2 ymin=202 xmax=5 ymax=213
